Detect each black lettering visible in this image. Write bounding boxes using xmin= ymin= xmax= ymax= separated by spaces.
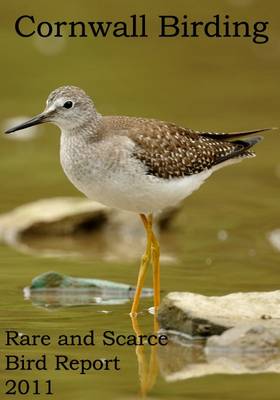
xmin=130 ymin=14 xmax=148 ymax=37
xmin=5 ymin=380 xmax=16 ymax=395
xmin=18 ymin=380 xmax=29 ymax=395
xmin=147 ymin=335 xmax=158 ymax=345
xmin=69 ymin=21 xmax=87 ymax=37
xmin=233 ymin=21 xmax=250 ymax=38
xmin=69 ymin=358 xmax=80 ymax=370
xmin=79 ymin=359 xmax=91 ymax=374
xmin=117 ymin=334 xmax=128 ymax=345
xmin=54 ymin=21 xmax=67 ymax=37
xmin=159 ymin=15 xmax=179 ymax=37
xmin=253 ymin=21 xmax=269 ymax=44
xmin=37 ymin=21 xmax=53 ymax=37
xmin=70 ymin=334 xmax=83 ymax=345
xmin=113 ymin=22 xmax=129 ymax=37
xmin=84 ymin=330 xmax=95 ymax=345
xmin=41 ymin=335 xmax=51 ymax=346
xmin=15 ymin=15 xmax=35 ymax=37
xmin=103 ymin=330 xmax=115 ymax=345
xmin=88 ymin=21 xmax=112 ymax=37
xmin=181 ymin=15 xmax=189 ymax=37
xmin=93 ymin=359 xmax=103 ymax=370
xmin=58 ymin=335 xmax=67 ymax=345
xmin=223 ymin=15 xmax=231 ymax=37
xmin=113 ymin=356 xmax=121 ymax=370
xmin=204 ymin=15 xmax=222 ymax=38
xmin=158 ymin=335 xmax=168 ymax=345
xmin=55 ymin=355 xmax=69 ymax=370
xmin=6 ymin=355 xmax=19 ymax=370
xmin=6 ymin=330 xmax=19 ymax=345
xmin=191 ymin=21 xmax=204 ymax=37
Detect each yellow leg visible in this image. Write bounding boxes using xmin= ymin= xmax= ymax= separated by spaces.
xmin=130 ymin=214 xmax=152 ymax=315
xmin=149 ymin=214 xmax=161 ymax=311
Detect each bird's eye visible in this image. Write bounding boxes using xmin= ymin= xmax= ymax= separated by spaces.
xmin=63 ymin=101 xmax=73 ymax=109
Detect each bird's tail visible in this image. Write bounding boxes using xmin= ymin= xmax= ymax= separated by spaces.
xmin=200 ymin=127 xmax=277 ymax=141
xmin=233 ymin=135 xmax=263 ymax=149
xmin=212 ymin=133 xmax=271 ymax=167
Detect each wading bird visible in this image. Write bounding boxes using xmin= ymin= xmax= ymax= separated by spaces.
xmin=5 ymin=86 xmax=274 ymax=315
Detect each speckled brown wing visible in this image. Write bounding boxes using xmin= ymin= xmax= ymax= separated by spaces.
xmin=102 ymin=116 xmax=266 ymax=180
xmin=126 ymin=119 xmax=262 ymax=179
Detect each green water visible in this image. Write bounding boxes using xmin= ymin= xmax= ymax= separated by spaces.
xmin=0 ymin=0 xmax=280 ymax=399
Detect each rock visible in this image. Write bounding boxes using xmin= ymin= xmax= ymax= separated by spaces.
xmin=158 ymin=291 xmax=280 ymax=379
xmin=158 ymin=291 xmax=280 ymax=337
xmin=0 ymin=197 xmax=180 ymax=260
xmin=24 ymin=271 xmax=153 ymax=308
xmin=0 ymin=197 xmax=109 ymax=242
xmin=30 ymin=271 xmax=137 ymax=291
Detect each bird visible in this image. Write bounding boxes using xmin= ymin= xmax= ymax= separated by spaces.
xmin=5 ymin=85 xmax=274 ymax=316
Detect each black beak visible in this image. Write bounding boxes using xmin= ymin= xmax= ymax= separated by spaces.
xmin=5 ymin=113 xmax=47 ymax=134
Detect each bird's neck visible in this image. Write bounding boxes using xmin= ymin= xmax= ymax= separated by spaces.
xmin=61 ymin=112 xmax=103 ymax=140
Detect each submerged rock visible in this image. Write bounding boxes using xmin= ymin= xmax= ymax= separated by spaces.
xmin=24 ymin=271 xmax=153 ymax=308
xmin=158 ymin=291 xmax=280 ymax=337
xmin=30 ymin=271 xmax=138 ymax=291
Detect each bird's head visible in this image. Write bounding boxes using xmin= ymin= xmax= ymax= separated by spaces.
xmin=5 ymin=86 xmax=98 ymax=134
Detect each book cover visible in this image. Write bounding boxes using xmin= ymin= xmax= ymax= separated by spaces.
xmin=0 ymin=1 xmax=279 ymax=399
